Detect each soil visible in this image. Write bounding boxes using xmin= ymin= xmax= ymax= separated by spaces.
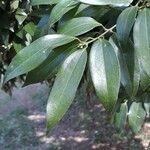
xmin=0 ymin=84 xmax=149 ymax=150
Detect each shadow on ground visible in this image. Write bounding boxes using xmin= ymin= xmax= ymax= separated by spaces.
xmin=0 ymin=84 xmax=149 ymax=150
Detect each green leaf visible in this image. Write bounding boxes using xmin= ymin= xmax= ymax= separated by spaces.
xmin=114 ymin=101 xmax=128 ymax=131
xmin=15 ymin=8 xmax=27 ymax=25
xmin=24 ymin=42 xmax=78 ymax=85
xmin=89 ymin=39 xmax=120 ymax=112
xmin=58 ymin=17 xmax=100 ymax=36
xmin=128 ymin=102 xmax=146 ymax=133
xmin=16 ymin=28 xmax=25 ymax=39
xmin=46 ymin=49 xmax=87 ymax=131
xmin=124 ymin=42 xmax=140 ymax=97
xmin=117 ymin=6 xmax=138 ymax=43
xmin=110 ymin=35 xmax=140 ymax=98
xmin=24 ymin=22 xmax=36 ymax=36
xmin=134 ymin=8 xmax=150 ymax=77
xmin=56 ymin=5 xmax=79 ymax=29
xmin=75 ymin=4 xmax=110 ymax=18
xmin=13 ymin=42 xmax=24 ymax=53
xmin=5 ymin=34 xmax=76 ymax=82
xmin=79 ymin=0 xmax=133 ymax=7
xmin=75 ymin=3 xmax=90 ymax=16
xmin=140 ymin=64 xmax=150 ymax=91
xmin=48 ymin=0 xmax=79 ymax=27
xmin=31 ymin=0 xmax=59 ymax=6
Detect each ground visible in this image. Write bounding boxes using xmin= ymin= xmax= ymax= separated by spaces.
xmin=0 ymin=84 xmax=149 ymax=150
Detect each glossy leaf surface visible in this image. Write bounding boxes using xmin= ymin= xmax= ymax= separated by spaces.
xmin=48 ymin=0 xmax=79 ymax=27
xmin=79 ymin=0 xmax=133 ymax=7
xmin=89 ymin=39 xmax=120 ymax=111
xmin=25 ymin=42 xmax=78 ymax=85
xmin=114 ymin=101 xmax=128 ymax=131
xmin=128 ymin=102 xmax=146 ymax=133
xmin=110 ymin=35 xmax=140 ymax=98
xmin=58 ymin=17 xmax=100 ymax=36
xmin=134 ymin=8 xmax=150 ymax=77
xmin=117 ymin=6 xmax=138 ymax=43
xmin=47 ymin=49 xmax=87 ymax=130
xmin=5 ymin=34 xmax=76 ymax=82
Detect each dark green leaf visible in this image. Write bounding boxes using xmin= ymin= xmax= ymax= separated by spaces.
xmin=124 ymin=42 xmax=140 ymax=97
xmin=5 ymin=34 xmax=76 ymax=82
xmin=79 ymin=0 xmax=133 ymax=7
xmin=128 ymin=102 xmax=146 ymax=133
xmin=89 ymin=39 xmax=120 ymax=112
xmin=48 ymin=0 xmax=79 ymax=28
xmin=134 ymin=8 xmax=150 ymax=77
xmin=13 ymin=42 xmax=24 ymax=53
xmin=24 ymin=22 xmax=36 ymax=36
xmin=31 ymin=0 xmax=59 ymax=6
xmin=58 ymin=17 xmax=100 ymax=36
xmin=117 ymin=6 xmax=138 ymax=43
xmin=114 ymin=101 xmax=128 ymax=131
xmin=75 ymin=4 xmax=110 ymax=19
xmin=47 ymin=49 xmax=87 ymax=131
xmin=24 ymin=42 xmax=78 ymax=85
xmin=140 ymin=64 xmax=150 ymax=90
xmin=110 ymin=35 xmax=140 ymax=98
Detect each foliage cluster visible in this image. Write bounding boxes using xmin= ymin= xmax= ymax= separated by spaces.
xmin=0 ymin=0 xmax=150 ymax=133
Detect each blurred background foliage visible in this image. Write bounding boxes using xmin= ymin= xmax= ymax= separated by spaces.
xmin=0 ymin=0 xmax=52 ymax=92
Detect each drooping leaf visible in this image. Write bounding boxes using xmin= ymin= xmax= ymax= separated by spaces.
xmin=75 ymin=3 xmax=90 ymax=16
xmin=124 ymin=42 xmax=140 ymax=97
xmin=47 ymin=49 xmax=87 ymax=131
xmin=117 ymin=6 xmax=138 ymax=44
xmin=34 ymin=15 xmax=55 ymax=38
xmin=5 ymin=34 xmax=76 ymax=82
xmin=48 ymin=0 xmax=79 ymax=28
xmin=58 ymin=17 xmax=100 ymax=36
xmin=114 ymin=101 xmax=128 ymax=131
xmin=140 ymin=63 xmax=150 ymax=90
xmin=128 ymin=102 xmax=146 ymax=133
xmin=24 ymin=42 xmax=78 ymax=85
xmin=89 ymin=39 xmax=120 ymax=112
xmin=79 ymin=0 xmax=133 ymax=7
xmin=109 ymin=35 xmax=140 ymax=98
xmin=134 ymin=8 xmax=150 ymax=77
xmin=31 ymin=0 xmax=59 ymax=6
xmin=75 ymin=4 xmax=110 ymax=19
